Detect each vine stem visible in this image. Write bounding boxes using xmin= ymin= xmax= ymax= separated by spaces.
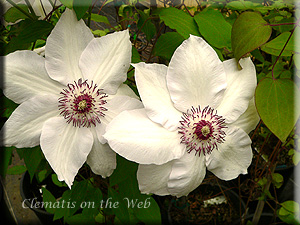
xmin=271 ymin=17 xmax=300 ymax=80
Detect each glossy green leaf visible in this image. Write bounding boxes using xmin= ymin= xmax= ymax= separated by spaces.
xmin=42 ymin=188 xmax=57 ymax=214
xmin=261 ymin=32 xmax=296 ymax=56
xmin=60 ymin=0 xmax=73 ymax=8
xmin=6 ymin=19 xmax=54 ymax=54
xmin=73 ymin=0 xmax=93 ymax=20
xmin=22 ymin=146 xmax=44 ymax=182
xmin=90 ymin=13 xmax=110 ymax=24
xmin=6 ymin=165 xmax=27 ymax=175
xmin=231 ymin=11 xmax=271 ymax=61
xmin=154 ymin=32 xmax=185 ymax=60
xmin=109 ymin=154 xmax=138 ymax=187
xmin=255 ymin=78 xmax=300 ymax=142
xmin=271 ymin=173 xmax=283 ymax=188
xmin=51 ymin=174 xmax=68 ymax=187
xmin=4 ymin=4 xmax=29 ymax=23
xmin=108 ymin=187 xmax=130 ymax=224
xmin=194 ymin=8 xmax=232 ymax=49
xmin=158 ymin=7 xmax=200 ymax=39
xmin=278 ymin=201 xmax=300 ymax=225
xmin=137 ymin=9 xmax=156 ymax=41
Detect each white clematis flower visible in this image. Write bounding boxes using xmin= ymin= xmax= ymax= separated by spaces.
xmin=1 ymin=9 xmax=142 ymax=188
xmin=104 ymin=35 xmax=260 ymax=197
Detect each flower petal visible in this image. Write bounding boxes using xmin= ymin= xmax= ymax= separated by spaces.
xmin=168 ymin=152 xmax=206 ymax=197
xmin=96 ymin=94 xmax=143 ymax=144
xmin=0 ymin=94 xmax=59 ymax=148
xmin=116 ymin=84 xmax=139 ymax=99
xmin=86 ymin=129 xmax=116 ymax=177
xmin=167 ymin=35 xmax=227 ymax=111
xmin=2 ymin=50 xmax=63 ymax=104
xmin=216 ymin=57 xmax=257 ymax=123
xmin=103 ymin=109 xmax=185 ymax=165
xmin=230 ymin=98 xmax=260 ymax=134
xmin=45 ymin=9 xmax=93 ymax=85
xmin=137 ymin=162 xmax=173 ymax=196
xmin=134 ymin=62 xmax=182 ymax=131
xmin=206 ymin=126 xmax=252 ymax=180
xmin=79 ymin=30 xmax=131 ymax=95
xmin=40 ymin=117 xmax=93 ymax=188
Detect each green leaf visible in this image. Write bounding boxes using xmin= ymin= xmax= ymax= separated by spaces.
xmin=7 ymin=165 xmax=27 ymax=175
xmin=278 ymin=201 xmax=300 ymax=225
xmin=90 ymin=13 xmax=110 ymax=24
xmin=69 ymin=180 xmax=89 ymax=216
xmin=261 ymin=32 xmax=296 ymax=56
xmin=73 ymin=0 xmax=93 ymax=20
xmin=272 ymin=173 xmax=284 ymax=188
xmin=231 ymin=11 xmax=272 ymax=62
xmin=51 ymin=174 xmax=68 ymax=187
xmin=22 ymin=146 xmax=44 ymax=182
xmin=42 ymin=188 xmax=57 ymax=214
xmin=109 ymin=154 xmax=138 ymax=187
xmin=137 ymin=9 xmax=156 ymax=42
xmin=108 ymin=187 xmax=130 ymax=224
xmin=65 ymin=213 xmax=96 ymax=225
xmin=0 ymin=147 xmax=13 ymax=177
xmin=4 ymin=4 xmax=30 ymax=23
xmin=154 ymin=32 xmax=185 ymax=60
xmin=60 ymin=0 xmax=73 ymax=8
xmin=6 ymin=19 xmax=54 ymax=54
xmin=255 ymin=78 xmax=300 ymax=142
xmin=158 ymin=7 xmax=200 ymax=39
xmin=194 ymin=8 xmax=232 ymax=49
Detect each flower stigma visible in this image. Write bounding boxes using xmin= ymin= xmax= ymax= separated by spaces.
xmin=58 ymin=79 xmax=108 ymax=128
xmin=179 ymin=106 xmax=227 ymax=156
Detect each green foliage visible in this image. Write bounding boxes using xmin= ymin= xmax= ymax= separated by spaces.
xmin=60 ymin=0 xmax=73 ymax=9
xmin=231 ymin=11 xmax=272 ymax=62
xmin=277 ymin=201 xmax=300 ymax=224
xmin=6 ymin=165 xmax=27 ymax=175
xmin=73 ymin=0 xmax=93 ymax=20
xmin=158 ymin=7 xmax=200 ymax=39
xmin=255 ymin=78 xmax=299 ymax=142
xmin=271 ymin=173 xmax=283 ymax=188
xmin=6 ymin=19 xmax=54 ymax=54
xmin=42 ymin=188 xmax=57 ymax=214
xmin=194 ymin=8 xmax=232 ymax=49
xmin=137 ymin=9 xmax=156 ymax=42
xmin=154 ymin=32 xmax=185 ymax=61
xmin=90 ymin=13 xmax=110 ymax=24
xmin=4 ymin=4 xmax=30 ymax=23
xmin=261 ymin=31 xmax=296 ymax=56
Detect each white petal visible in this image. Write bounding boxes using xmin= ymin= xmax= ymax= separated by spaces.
xmin=0 ymin=95 xmax=59 ymax=148
xmin=32 ymin=0 xmax=53 ymax=18
xmin=134 ymin=62 xmax=182 ymax=131
xmin=230 ymin=98 xmax=260 ymax=134
xmin=79 ymin=30 xmax=131 ymax=95
xmin=167 ymin=35 xmax=227 ymax=112
xmin=168 ymin=152 xmax=206 ymax=197
xmin=137 ymin=162 xmax=173 ymax=196
xmin=45 ymin=9 xmax=93 ymax=85
xmin=104 ymin=109 xmax=185 ymax=165
xmin=102 ymin=95 xmax=143 ymax=124
xmin=86 ymin=129 xmax=116 ymax=177
xmin=40 ymin=117 xmax=93 ymax=188
xmin=115 ymin=84 xmax=139 ymax=99
xmin=206 ymin=126 xmax=252 ymax=180
xmin=96 ymin=94 xmax=143 ymax=144
xmin=3 ymin=50 xmax=63 ymax=104
xmin=217 ymin=57 xmax=257 ymax=123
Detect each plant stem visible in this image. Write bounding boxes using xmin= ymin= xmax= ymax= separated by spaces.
xmin=24 ymin=0 xmax=37 ymax=18
xmin=252 ymin=163 xmax=276 ymax=225
xmin=268 ymin=23 xmax=295 ymax=26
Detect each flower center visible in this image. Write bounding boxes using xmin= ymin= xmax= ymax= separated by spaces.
xmin=178 ymin=106 xmax=227 ymax=156
xmin=58 ymin=79 xmax=107 ymax=128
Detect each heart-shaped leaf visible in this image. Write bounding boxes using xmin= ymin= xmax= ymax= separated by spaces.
xmin=232 ymin=11 xmax=272 ymax=62
xmin=255 ymin=78 xmax=300 ymax=142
